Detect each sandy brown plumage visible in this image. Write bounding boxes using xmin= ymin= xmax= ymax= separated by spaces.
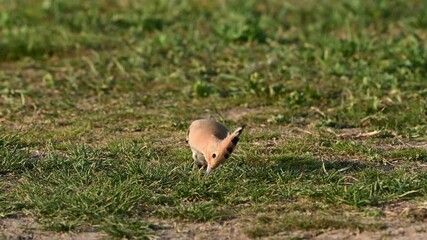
xmin=187 ymin=119 xmax=245 ymax=175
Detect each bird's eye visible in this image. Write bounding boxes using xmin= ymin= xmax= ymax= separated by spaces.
xmin=212 ymin=153 xmax=217 ymax=158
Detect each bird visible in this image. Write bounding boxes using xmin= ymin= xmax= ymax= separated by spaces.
xmin=187 ymin=119 xmax=245 ymax=175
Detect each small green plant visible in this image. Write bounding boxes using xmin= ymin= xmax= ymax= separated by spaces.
xmin=102 ymin=217 xmax=155 ymax=240
xmin=387 ymin=148 xmax=427 ymax=162
xmin=246 ymin=72 xmax=284 ymax=98
xmin=192 ymin=80 xmax=215 ymax=98
xmin=267 ymin=114 xmax=286 ymax=124
xmin=213 ymin=12 xmax=266 ymax=42
xmin=0 ymin=134 xmax=33 ymax=173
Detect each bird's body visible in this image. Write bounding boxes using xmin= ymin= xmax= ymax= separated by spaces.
xmin=187 ymin=119 xmax=244 ymax=174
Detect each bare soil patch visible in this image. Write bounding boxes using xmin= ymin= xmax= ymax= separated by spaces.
xmin=3 ymin=211 xmax=427 ymax=240
xmin=0 ymin=218 xmax=107 ymax=240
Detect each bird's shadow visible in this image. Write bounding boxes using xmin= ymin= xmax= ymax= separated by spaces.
xmin=275 ymin=156 xmax=371 ymax=173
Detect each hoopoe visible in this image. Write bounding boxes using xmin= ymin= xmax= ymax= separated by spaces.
xmin=187 ymin=119 xmax=245 ymax=175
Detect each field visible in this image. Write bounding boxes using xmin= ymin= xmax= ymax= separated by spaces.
xmin=1 ymin=0 xmax=427 ymax=239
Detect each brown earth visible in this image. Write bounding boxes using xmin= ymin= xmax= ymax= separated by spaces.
xmin=2 ymin=212 xmax=427 ymax=240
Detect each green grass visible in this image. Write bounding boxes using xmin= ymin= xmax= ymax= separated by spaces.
xmin=1 ymin=0 xmax=427 ymax=239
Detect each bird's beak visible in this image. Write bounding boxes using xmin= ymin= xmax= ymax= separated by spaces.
xmin=205 ymin=166 xmax=212 ymax=176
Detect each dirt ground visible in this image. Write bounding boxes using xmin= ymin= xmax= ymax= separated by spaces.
xmin=0 ymin=218 xmax=107 ymax=240
xmin=146 ymin=213 xmax=427 ymax=240
xmin=2 ymin=213 xmax=427 ymax=240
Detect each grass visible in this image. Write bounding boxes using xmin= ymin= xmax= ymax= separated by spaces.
xmin=1 ymin=0 xmax=427 ymax=239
